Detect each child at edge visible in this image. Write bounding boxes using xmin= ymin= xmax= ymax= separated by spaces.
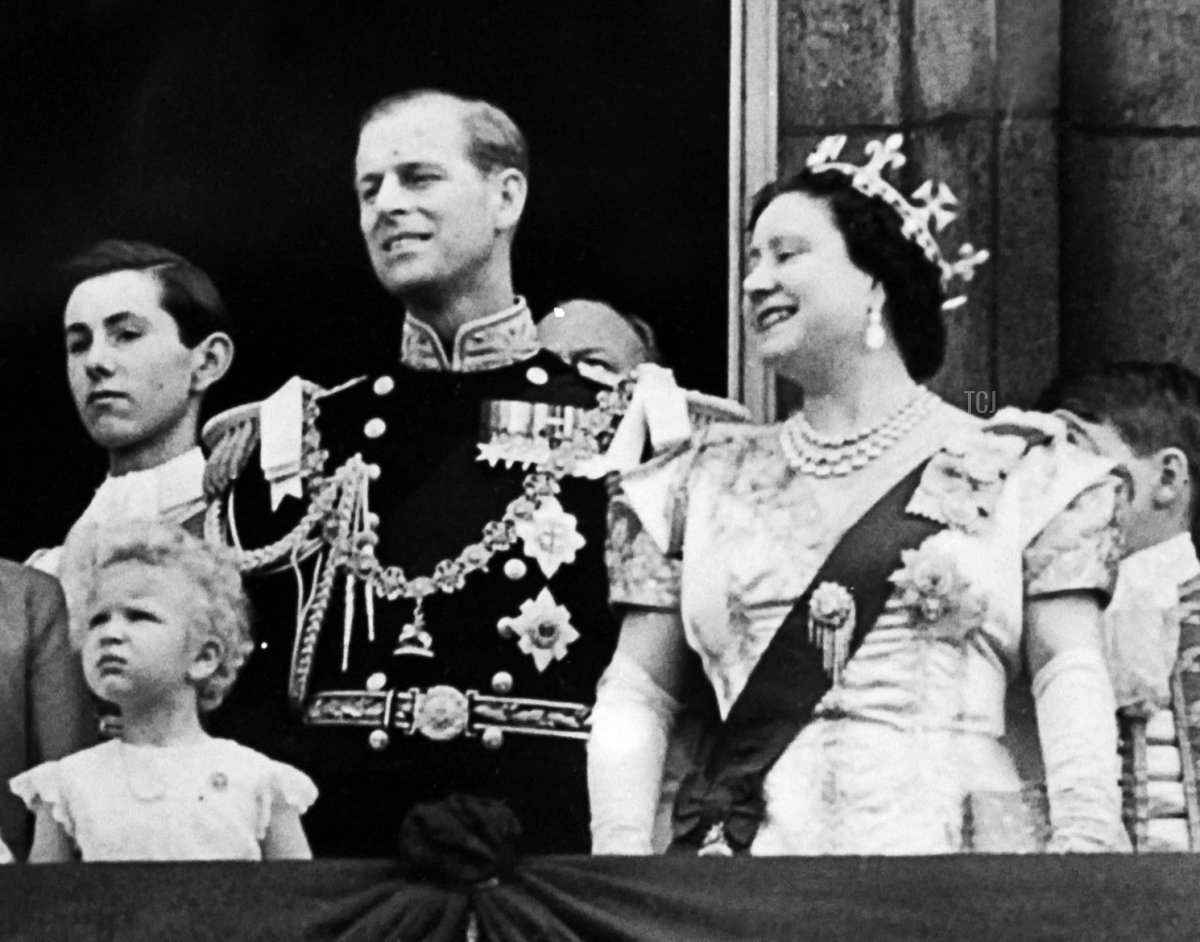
xmin=1038 ymin=361 xmax=1200 ymax=851
xmin=10 ymin=520 xmax=316 ymax=861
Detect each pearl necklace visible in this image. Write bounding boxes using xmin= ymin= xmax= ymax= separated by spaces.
xmin=780 ymin=386 xmax=937 ymax=477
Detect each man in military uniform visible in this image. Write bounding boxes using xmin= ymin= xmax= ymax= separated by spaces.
xmin=204 ymin=90 xmax=625 ymax=856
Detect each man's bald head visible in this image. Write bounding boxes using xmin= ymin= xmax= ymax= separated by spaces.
xmin=538 ymin=299 xmax=660 ymax=377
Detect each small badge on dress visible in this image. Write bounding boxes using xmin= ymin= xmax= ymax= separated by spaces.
xmin=808 ymin=582 xmax=856 ymax=686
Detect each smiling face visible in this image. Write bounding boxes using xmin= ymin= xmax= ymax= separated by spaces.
xmin=64 ymin=269 xmax=202 ymax=463
xmin=355 ymin=97 xmax=507 ymax=300
xmin=742 ymin=191 xmax=879 ymax=383
xmin=81 ymin=561 xmax=213 ymax=710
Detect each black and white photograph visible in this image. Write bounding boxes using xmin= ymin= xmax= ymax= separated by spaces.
xmin=2 ymin=1 xmax=1200 ymax=939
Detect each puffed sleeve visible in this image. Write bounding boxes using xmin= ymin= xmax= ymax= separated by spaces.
xmin=9 ymin=762 xmax=76 ymax=838
xmin=605 ymin=443 xmax=692 ymax=611
xmin=1023 ymin=473 xmax=1126 ymax=601
xmin=254 ymin=761 xmax=318 ymax=840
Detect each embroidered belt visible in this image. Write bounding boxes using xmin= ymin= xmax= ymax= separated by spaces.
xmin=304 ymin=686 xmax=592 ymax=742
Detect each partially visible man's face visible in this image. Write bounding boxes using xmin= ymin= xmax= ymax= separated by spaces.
xmin=64 ymin=269 xmax=198 ymax=455
xmin=355 ymin=97 xmax=502 ymax=299
xmin=1062 ymin=414 xmax=1165 ymax=556
xmin=537 ymin=300 xmax=649 ymax=377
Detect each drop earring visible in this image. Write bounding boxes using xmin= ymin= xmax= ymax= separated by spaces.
xmin=864 ymin=305 xmax=886 ymax=350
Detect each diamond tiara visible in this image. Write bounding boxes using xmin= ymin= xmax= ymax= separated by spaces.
xmin=804 ymin=134 xmax=990 ymax=311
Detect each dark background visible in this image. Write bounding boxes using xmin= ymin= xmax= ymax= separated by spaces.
xmin=0 ymin=0 xmax=730 ymax=560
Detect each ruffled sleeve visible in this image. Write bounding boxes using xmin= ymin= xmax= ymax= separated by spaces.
xmin=605 ymin=441 xmax=693 ymax=611
xmin=9 ymin=762 xmax=76 ymax=838
xmin=606 ymin=487 xmax=682 ymax=611
xmin=1024 ymin=474 xmax=1126 ymax=601
xmin=254 ymin=761 xmax=318 ymax=840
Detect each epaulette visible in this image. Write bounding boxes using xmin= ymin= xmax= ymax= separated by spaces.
xmin=571 ymin=360 xmax=750 ymax=427
xmin=685 ymin=389 xmax=751 ymax=429
xmin=602 ymin=366 xmax=749 ymax=475
xmin=202 ymin=402 xmax=261 ymax=501
xmin=201 ymin=377 xmax=361 ymax=501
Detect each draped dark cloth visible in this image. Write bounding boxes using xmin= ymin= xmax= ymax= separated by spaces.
xmin=1 ymin=854 xmax=1193 ymax=941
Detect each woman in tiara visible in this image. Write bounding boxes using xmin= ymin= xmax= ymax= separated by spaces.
xmin=588 ymin=135 xmax=1129 ymax=856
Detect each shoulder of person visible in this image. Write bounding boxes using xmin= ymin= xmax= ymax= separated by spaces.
xmin=518 ymin=349 xmax=610 ymax=405
xmin=0 ymin=557 xmax=65 ymax=604
xmin=979 ymin=406 xmax=1069 ymax=448
xmin=983 ymin=407 xmax=1117 ymax=482
xmin=201 ymin=375 xmax=365 ymax=499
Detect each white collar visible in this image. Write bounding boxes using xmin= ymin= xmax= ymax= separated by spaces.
xmin=1103 ymin=532 xmax=1200 ymax=710
xmin=29 ymin=448 xmax=207 ymax=578
xmin=85 ymin=447 xmax=207 ymax=527
xmin=399 ymin=298 xmax=540 ymax=372
xmin=1119 ymin=532 xmax=1200 ymax=602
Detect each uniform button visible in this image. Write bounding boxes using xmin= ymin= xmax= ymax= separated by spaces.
xmin=373 ymin=375 xmax=395 ymax=396
xmin=491 ymin=671 xmax=514 ymax=695
xmin=481 ymin=728 xmax=504 ymax=750
xmin=525 ymin=366 xmax=549 ymax=386
xmin=367 ymin=463 xmax=382 ymax=481
xmin=366 ymin=672 xmax=387 ymax=691
xmin=364 ymin=418 xmax=387 ymax=439
xmin=368 ymin=729 xmax=390 ymax=751
xmin=503 ymin=558 xmax=527 ymax=581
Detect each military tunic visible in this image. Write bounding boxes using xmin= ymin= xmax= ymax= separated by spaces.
xmin=206 ymin=303 xmax=621 ymax=856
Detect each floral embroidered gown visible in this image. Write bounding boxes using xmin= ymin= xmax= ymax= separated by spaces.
xmin=607 ymin=400 xmax=1126 ymax=854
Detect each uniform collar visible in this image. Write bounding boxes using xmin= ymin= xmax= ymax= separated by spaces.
xmin=400 ymin=298 xmax=540 ymax=372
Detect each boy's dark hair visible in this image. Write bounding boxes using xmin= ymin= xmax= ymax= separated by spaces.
xmin=1037 ymin=361 xmax=1200 ymax=534
xmin=62 ymin=239 xmax=233 ymax=348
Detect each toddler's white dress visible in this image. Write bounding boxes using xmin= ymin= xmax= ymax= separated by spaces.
xmin=10 ymin=737 xmax=316 ymax=861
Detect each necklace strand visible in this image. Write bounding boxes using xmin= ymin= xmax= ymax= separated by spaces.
xmin=781 ymin=386 xmax=937 ymax=477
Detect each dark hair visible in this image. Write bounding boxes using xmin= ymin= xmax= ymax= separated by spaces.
xmin=1037 ymin=361 xmax=1200 ymax=534
xmin=62 ymin=239 xmax=233 ymax=348
xmin=359 ymin=89 xmax=530 ymax=179
xmin=747 ymin=169 xmax=946 ymax=381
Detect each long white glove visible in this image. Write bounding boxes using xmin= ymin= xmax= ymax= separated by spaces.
xmin=1033 ymin=647 xmax=1128 ymax=852
xmin=587 ymin=651 xmax=682 ymax=854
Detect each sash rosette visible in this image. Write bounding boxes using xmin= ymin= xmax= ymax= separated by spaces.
xmin=889 ymin=536 xmax=989 ymax=643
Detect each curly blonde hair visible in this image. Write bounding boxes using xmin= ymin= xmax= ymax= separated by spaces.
xmin=61 ymin=519 xmax=253 ymax=711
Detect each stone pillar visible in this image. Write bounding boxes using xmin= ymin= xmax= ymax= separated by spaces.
xmin=773 ymin=0 xmax=1061 ymax=414
xmin=1061 ymin=0 xmax=1200 ymax=370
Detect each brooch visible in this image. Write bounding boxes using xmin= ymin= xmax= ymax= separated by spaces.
xmin=808 ymin=581 xmax=856 ymax=685
xmin=889 ymin=536 xmax=989 ymax=643
xmin=497 ymin=588 xmax=581 ymax=672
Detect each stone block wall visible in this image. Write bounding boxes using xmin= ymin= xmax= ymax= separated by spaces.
xmin=772 ymin=0 xmax=1200 ymax=410
xmin=1061 ymin=0 xmax=1200 ymax=368
xmin=773 ymin=0 xmax=1065 ymax=412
